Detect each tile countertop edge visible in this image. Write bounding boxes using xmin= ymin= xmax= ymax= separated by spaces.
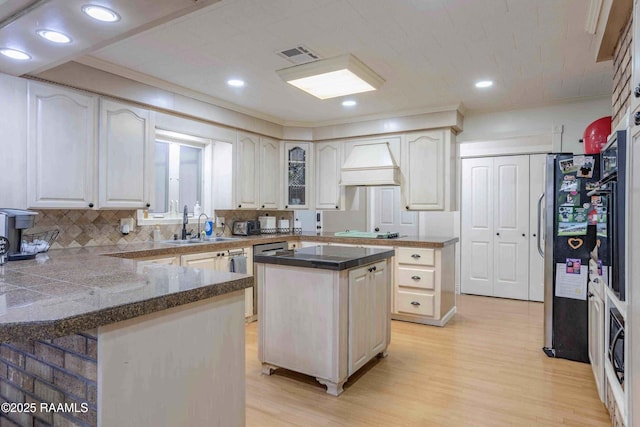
xmin=0 ymin=276 xmax=253 ymax=343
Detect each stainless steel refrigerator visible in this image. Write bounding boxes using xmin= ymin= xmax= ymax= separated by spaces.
xmin=542 ymin=153 xmax=607 ymax=362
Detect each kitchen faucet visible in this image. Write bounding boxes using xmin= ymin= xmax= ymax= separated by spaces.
xmin=181 ymin=205 xmax=188 ymax=240
xmin=197 ymin=213 xmax=209 ymax=240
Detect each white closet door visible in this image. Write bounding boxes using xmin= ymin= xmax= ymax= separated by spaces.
xmin=528 ymin=154 xmax=547 ymax=302
xmin=461 ymin=157 xmax=494 ymax=296
xmin=493 ymin=155 xmax=530 ymax=300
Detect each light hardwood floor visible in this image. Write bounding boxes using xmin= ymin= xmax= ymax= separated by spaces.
xmin=245 ymin=294 xmax=611 ymax=426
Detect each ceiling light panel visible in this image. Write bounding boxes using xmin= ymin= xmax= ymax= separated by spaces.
xmin=0 ymin=48 xmax=30 ymax=60
xmin=277 ymin=54 xmax=384 ymax=100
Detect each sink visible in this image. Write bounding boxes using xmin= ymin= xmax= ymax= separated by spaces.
xmin=160 ymin=236 xmax=240 ymax=245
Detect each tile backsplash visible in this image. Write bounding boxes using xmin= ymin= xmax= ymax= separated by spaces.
xmin=27 ymin=209 xmax=298 ymax=249
xmin=29 ymin=210 xmax=183 ymax=249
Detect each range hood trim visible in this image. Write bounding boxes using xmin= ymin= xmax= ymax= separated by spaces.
xmin=340 ymin=142 xmax=401 ymax=186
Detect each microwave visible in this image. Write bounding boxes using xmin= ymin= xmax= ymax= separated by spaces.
xmin=609 ymin=308 xmax=625 ymax=388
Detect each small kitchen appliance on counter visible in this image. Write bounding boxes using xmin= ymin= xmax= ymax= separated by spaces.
xmin=0 ymin=208 xmax=39 ymax=261
xmin=258 ymin=216 xmax=277 ymax=234
xmin=232 ymin=220 xmax=261 ymax=236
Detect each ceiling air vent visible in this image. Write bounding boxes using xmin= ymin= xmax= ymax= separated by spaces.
xmin=276 ymin=45 xmax=320 ymax=65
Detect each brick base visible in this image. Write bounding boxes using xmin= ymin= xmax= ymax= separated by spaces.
xmin=0 ymin=332 xmax=97 ymax=427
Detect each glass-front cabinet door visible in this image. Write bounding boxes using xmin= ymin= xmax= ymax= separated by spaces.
xmin=284 ymin=142 xmax=311 ymax=209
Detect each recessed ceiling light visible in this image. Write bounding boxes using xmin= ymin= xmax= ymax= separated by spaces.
xmin=475 ymin=80 xmax=494 ymax=88
xmin=342 ymin=100 xmax=357 ymax=107
xmin=82 ymin=4 xmax=120 ymax=22
xmin=227 ymin=79 xmax=245 ymax=87
xmin=37 ymin=30 xmax=72 ymax=44
xmin=0 ymin=48 xmax=31 ymax=60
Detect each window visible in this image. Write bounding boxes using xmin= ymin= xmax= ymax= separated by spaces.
xmin=153 ymin=130 xmax=206 ymax=215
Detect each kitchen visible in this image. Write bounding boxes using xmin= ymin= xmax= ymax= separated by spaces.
xmin=0 ymin=0 xmax=637 ymax=426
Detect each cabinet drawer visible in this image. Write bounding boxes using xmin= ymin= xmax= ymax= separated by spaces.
xmin=395 ymin=290 xmax=435 ymax=316
xmin=396 ymin=266 xmax=435 ymax=290
xmin=396 ymin=247 xmax=435 ymax=266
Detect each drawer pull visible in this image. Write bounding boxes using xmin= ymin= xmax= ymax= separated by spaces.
xmin=410 ymin=301 xmax=421 ymax=306
xmin=411 ymin=275 xmax=421 ymax=280
xmin=411 ymin=254 xmax=421 ymax=259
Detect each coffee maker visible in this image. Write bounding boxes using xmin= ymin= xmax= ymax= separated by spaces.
xmin=0 ymin=209 xmax=38 ymax=261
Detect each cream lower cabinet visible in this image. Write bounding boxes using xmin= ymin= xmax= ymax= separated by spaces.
xmin=348 ymin=261 xmax=389 ymax=374
xmin=258 ymin=258 xmax=391 ymax=396
xmin=392 ymin=245 xmax=456 ymax=326
xmin=27 ymin=81 xmax=97 ymax=209
xmin=588 ymin=281 xmax=605 ymax=402
xmin=181 ymin=249 xmax=254 ymax=319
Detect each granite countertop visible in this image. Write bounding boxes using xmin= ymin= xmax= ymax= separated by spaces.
xmin=0 ymin=247 xmax=252 ymax=342
xmin=108 ymin=233 xmax=458 ymax=259
xmin=254 ymin=245 xmax=395 ymax=271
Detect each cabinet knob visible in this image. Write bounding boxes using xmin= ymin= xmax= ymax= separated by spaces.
xmin=587 ymin=292 xmax=594 ymax=298
xmin=496 ymin=232 xmax=500 ymax=236
xmin=533 ymin=233 xmax=537 ymax=237
xmin=336 ymin=205 xmax=339 ymax=209
xmin=522 ymin=233 xmax=526 ymax=237
xmin=88 ymin=203 xmax=94 ymax=208
xmin=374 ymin=227 xmax=380 ymax=232
xmin=410 ymin=301 xmax=421 ymax=306
xmin=635 ymin=84 xmax=640 ymax=98
xmin=285 ymin=205 xmax=288 ymax=209
xmin=411 ymin=254 xmax=421 ymax=259
xmin=261 ymin=205 xmax=265 ymax=208
xmin=238 ymin=204 xmax=242 ymax=208
xmin=405 ymin=206 xmax=409 ymax=210
xmin=368 ymin=266 xmax=377 ymax=273
xmin=146 ymin=203 xmax=150 ymax=208
xmin=635 ymin=111 xmax=640 ymax=126
xmin=411 ymin=275 xmax=421 ymax=280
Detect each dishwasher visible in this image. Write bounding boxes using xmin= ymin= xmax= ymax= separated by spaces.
xmin=252 ymin=241 xmax=288 ymax=316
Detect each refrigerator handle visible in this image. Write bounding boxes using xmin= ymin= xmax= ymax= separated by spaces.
xmin=537 ymin=192 xmax=545 ymax=257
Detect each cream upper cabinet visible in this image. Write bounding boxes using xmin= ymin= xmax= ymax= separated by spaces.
xmin=98 ymin=99 xmax=154 ymax=209
xmin=283 ymin=142 xmax=312 ymax=209
xmin=401 ymin=129 xmax=455 ymax=211
xmin=27 ymin=82 xmax=97 ymax=209
xmin=0 ymin=74 xmax=27 ymax=209
xmin=259 ymin=137 xmax=280 ymax=209
xmin=315 ymin=141 xmax=344 ymax=210
xmin=235 ymin=132 xmax=260 ymax=209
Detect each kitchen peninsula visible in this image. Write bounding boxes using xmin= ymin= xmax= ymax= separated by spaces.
xmin=0 ymin=247 xmax=252 ymax=427
xmin=255 ymin=245 xmax=394 ymax=396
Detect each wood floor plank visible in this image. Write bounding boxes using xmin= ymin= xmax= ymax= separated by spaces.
xmin=245 ymin=294 xmax=610 ymax=426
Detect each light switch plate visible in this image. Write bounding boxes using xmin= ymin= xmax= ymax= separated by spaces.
xmin=120 ymin=218 xmax=135 ymax=232
xmin=216 ymin=217 xmax=225 ymax=227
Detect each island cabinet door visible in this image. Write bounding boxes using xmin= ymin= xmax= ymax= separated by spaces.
xmin=348 ymin=260 xmax=389 ymax=375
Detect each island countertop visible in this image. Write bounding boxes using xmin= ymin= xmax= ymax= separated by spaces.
xmin=254 ymin=245 xmax=395 ymax=271
xmin=0 ymin=247 xmax=252 ymax=342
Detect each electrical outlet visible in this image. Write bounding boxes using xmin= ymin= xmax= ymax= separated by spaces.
xmin=216 ymin=217 xmax=225 ymax=227
xmin=120 ymin=218 xmax=136 ymax=232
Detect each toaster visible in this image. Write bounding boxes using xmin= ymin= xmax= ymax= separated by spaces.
xmin=232 ymin=220 xmax=261 ymax=236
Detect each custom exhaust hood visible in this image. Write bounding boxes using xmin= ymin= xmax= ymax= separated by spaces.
xmin=340 ymin=142 xmax=401 ymax=186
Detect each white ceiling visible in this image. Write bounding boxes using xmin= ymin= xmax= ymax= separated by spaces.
xmin=10 ymin=0 xmax=614 ymax=126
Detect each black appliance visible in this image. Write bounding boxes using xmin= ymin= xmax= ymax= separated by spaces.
xmin=543 ymin=153 xmax=608 ymax=362
xmin=599 ymin=131 xmax=626 ymax=301
xmin=232 ymin=220 xmax=261 ymax=236
xmin=609 ymin=307 xmax=625 ymax=387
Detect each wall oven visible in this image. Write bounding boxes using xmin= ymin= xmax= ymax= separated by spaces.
xmin=600 ymin=130 xmax=627 ymax=301
xmin=608 ymin=307 xmax=625 ymax=388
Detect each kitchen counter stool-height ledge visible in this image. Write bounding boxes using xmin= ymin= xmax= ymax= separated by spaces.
xmin=0 ymin=249 xmax=253 ymax=427
xmin=255 ymin=245 xmax=394 ymax=396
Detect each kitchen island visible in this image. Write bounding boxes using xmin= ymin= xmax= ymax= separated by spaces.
xmin=254 ymin=245 xmax=394 ymax=396
xmin=0 ymin=247 xmax=252 ymax=427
